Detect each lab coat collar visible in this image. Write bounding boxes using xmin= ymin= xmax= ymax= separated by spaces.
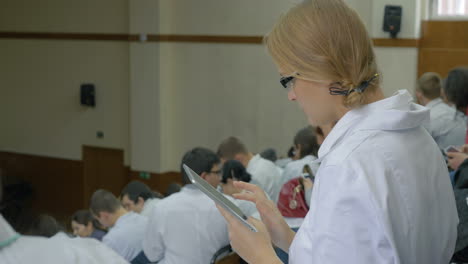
xmin=0 ymin=214 xmax=20 ymax=248
xmin=318 ymin=90 xmax=429 ymax=161
xmin=425 ymin=98 xmax=443 ymax=109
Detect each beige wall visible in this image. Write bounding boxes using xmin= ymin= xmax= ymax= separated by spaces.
xmin=0 ymin=0 xmax=424 ymax=172
xmin=0 ymin=0 xmax=130 ymax=163
xmin=0 ymin=0 xmax=128 ymax=33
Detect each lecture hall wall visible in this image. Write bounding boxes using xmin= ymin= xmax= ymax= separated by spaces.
xmin=1 ymin=0 xmax=423 ymax=176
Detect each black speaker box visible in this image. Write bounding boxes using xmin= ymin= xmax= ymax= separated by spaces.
xmin=383 ymin=5 xmax=402 ymax=38
xmin=80 ymin=84 xmax=96 ymax=107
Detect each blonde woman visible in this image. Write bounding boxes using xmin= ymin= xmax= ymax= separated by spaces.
xmin=217 ymin=0 xmax=458 ymax=263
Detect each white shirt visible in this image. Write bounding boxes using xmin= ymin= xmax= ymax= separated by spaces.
xmin=289 ymin=90 xmax=458 ymax=264
xmin=425 ymin=98 xmax=467 ymax=150
xmin=0 ymin=215 xmax=128 ymax=264
xmin=276 ymin=158 xmax=292 ymax=168
xmin=280 ymin=155 xmax=320 ymax=185
xmin=141 ymin=198 xmax=161 ymax=217
xmin=247 ymin=154 xmax=283 ymax=203
xmin=142 ymin=185 xmax=230 ymax=264
xmin=103 ymin=212 xmax=148 ymax=261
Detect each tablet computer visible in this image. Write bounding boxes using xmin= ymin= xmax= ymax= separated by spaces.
xmin=182 ymin=164 xmax=257 ymax=232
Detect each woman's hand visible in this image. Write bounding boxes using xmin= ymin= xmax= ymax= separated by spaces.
xmin=460 ymin=144 xmax=468 ymax=154
xmin=232 ymin=181 xmax=296 ymax=252
xmin=303 ymin=177 xmax=314 ymax=191
xmin=447 ymin=151 xmax=468 ymax=170
xmin=217 ymin=205 xmax=281 ymax=264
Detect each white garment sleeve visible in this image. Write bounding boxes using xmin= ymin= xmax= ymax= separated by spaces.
xmin=142 ymin=206 xmax=166 ymax=262
xmin=102 ymin=235 xmax=131 ymax=261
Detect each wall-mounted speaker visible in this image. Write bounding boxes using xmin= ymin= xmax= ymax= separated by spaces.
xmin=383 ymin=5 xmax=402 ymax=38
xmin=80 ymin=84 xmax=95 ymax=107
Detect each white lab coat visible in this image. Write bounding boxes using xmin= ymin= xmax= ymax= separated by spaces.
xmin=142 ymin=185 xmax=229 ymax=264
xmin=0 ymin=215 xmax=128 ymax=263
xmin=247 ymin=154 xmax=283 ymax=203
xmin=289 ymin=90 xmax=458 ymax=264
xmin=141 ymin=198 xmax=161 ymax=217
xmin=425 ymin=98 xmax=467 ymax=150
xmin=280 ymin=155 xmax=320 ymax=185
xmin=103 ymin=212 xmax=148 ymax=261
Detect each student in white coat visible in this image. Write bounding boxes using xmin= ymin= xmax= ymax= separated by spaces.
xmin=135 ymin=147 xmax=257 ymax=264
xmin=216 ymin=1 xmax=458 ymax=263
xmin=217 ymin=137 xmax=282 ymax=203
xmin=0 ymin=176 xmax=128 ymax=264
xmin=415 ymin=72 xmax=467 ymax=150
xmin=90 ymin=189 xmax=148 ymax=262
xmin=120 ymin=180 xmax=161 ymax=217
xmin=281 ymin=126 xmax=320 ymax=185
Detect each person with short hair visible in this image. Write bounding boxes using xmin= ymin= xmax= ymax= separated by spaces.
xmin=134 ymin=147 xmax=232 ymax=264
xmin=71 ymin=209 xmax=106 ymax=241
xmin=90 ymin=189 xmax=148 ymax=262
xmin=164 ymin=183 xmax=182 ymax=197
xmin=27 ymin=214 xmax=64 ymax=238
xmin=217 ymin=137 xmax=282 ymax=202
xmin=415 ymin=72 xmax=466 ymax=150
xmin=0 ymin=172 xmax=128 ymax=263
xmin=120 ymin=181 xmax=161 ymax=217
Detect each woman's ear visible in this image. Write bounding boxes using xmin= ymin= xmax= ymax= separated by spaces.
xmin=200 ymin=172 xmax=209 ymax=180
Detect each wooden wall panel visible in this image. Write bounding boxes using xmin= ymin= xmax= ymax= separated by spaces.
xmin=82 ymin=146 xmax=126 ymax=206
xmin=418 ymin=21 xmax=468 ymax=78
xmin=0 ymin=150 xmax=181 ymax=224
xmin=128 ymin=170 xmax=183 ymax=196
xmin=418 ymin=49 xmax=468 ymax=77
xmin=0 ymin=151 xmax=83 ymax=222
xmin=420 ymin=21 xmax=468 ymax=49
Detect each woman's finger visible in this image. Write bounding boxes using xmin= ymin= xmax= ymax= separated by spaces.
xmin=446 ymin=152 xmax=458 ymax=159
xmin=232 ymin=192 xmax=257 ymax=203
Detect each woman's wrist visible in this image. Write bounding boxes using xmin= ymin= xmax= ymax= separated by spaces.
xmin=254 ymin=246 xmax=283 ymax=264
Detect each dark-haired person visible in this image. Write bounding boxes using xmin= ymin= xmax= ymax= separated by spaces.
xmin=90 ymin=189 xmax=148 ymax=262
xmin=27 ymin=214 xmax=65 ymax=238
xmin=120 ymin=181 xmax=161 ymax=217
xmin=134 ymin=147 xmax=256 ymax=264
xmin=443 ymin=67 xmax=468 ymax=262
xmin=165 ymin=182 xmax=182 ymax=197
xmin=415 ymin=72 xmax=466 ymax=150
xmin=0 ymin=173 xmax=128 ymax=263
xmin=281 ymin=126 xmax=320 ymax=185
xmin=217 ymin=136 xmax=282 ymax=202
xmin=71 ymin=210 xmax=106 ymax=241
xmin=446 ymin=67 xmax=468 ymax=171
xmin=220 ymin=159 xmax=252 ymax=196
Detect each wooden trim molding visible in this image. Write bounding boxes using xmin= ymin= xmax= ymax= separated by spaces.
xmin=150 ymin=34 xmax=263 ymax=44
xmin=0 ymin=31 xmax=419 ymax=47
xmin=0 ymin=31 xmax=137 ymax=41
xmin=372 ymin=38 xmax=419 ymax=48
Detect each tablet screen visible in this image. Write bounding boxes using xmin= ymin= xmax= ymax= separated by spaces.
xmin=183 ymin=164 xmax=257 ymax=232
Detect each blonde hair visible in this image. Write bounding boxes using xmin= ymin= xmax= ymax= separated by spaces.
xmin=417 ymin=72 xmax=441 ymax=100
xmin=265 ymin=0 xmax=380 ymax=108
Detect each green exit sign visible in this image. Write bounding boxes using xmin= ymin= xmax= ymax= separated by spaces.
xmin=139 ymin=172 xmax=151 ymax=180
